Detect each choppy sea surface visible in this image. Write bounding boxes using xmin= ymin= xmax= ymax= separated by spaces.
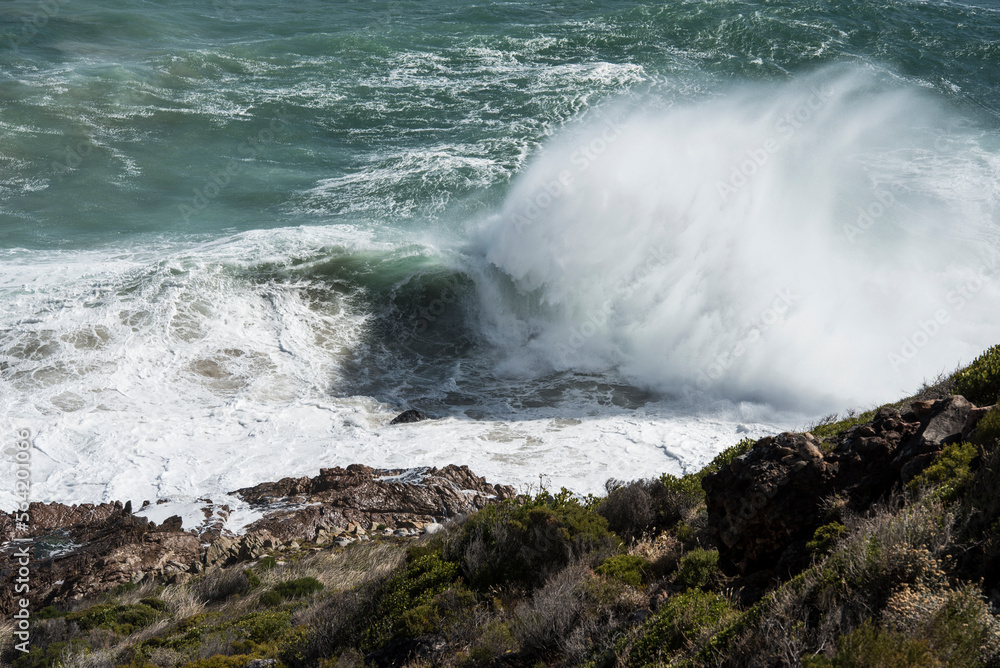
xmin=2 ymin=0 xmax=1000 ymax=513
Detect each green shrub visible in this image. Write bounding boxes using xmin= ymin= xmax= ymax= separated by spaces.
xmin=627 ymin=589 xmax=737 ymax=664
xmin=234 ymin=610 xmax=293 ymax=644
xmin=906 ymin=441 xmax=977 ymax=502
xmin=674 ymin=521 xmax=696 ymax=544
xmin=139 ymin=597 xmax=169 ymax=612
xmin=595 ymin=555 xmax=650 ymax=587
xmin=810 ymin=410 xmax=878 ymax=441
xmin=807 ymin=522 xmax=848 ymax=557
xmin=804 ymin=621 xmax=934 ymax=667
xmin=360 ymin=552 xmax=464 ymax=650
xmin=257 ymin=556 xmax=278 ymax=571
xmin=598 ymin=440 xmax=755 ymax=541
xmin=272 ymin=576 xmax=324 ymax=600
xmin=954 ymin=344 xmax=1000 ymax=406
xmin=244 ymin=568 xmax=262 ymax=589
xmin=467 ymin=620 xmax=517 ymax=666
xmin=972 ymin=404 xmax=1000 ymax=449
xmin=112 ymin=581 xmax=139 ymax=595
xmin=676 ymin=549 xmax=720 ymax=590
xmin=178 ymin=656 xmax=257 ymax=668
xmin=12 ymin=639 xmax=90 ymax=668
xmin=452 ymin=489 xmax=620 ymax=591
xmin=65 ymin=601 xmax=163 ymax=635
xmin=35 ymin=605 xmax=65 ymax=620
xmin=260 ymin=590 xmax=283 ymax=607
xmin=922 ymin=586 xmax=997 ymax=666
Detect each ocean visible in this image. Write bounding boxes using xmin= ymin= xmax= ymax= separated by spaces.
xmin=2 ymin=0 xmax=1000 ymax=514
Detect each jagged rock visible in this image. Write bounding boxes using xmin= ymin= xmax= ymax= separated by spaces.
xmin=0 ymin=505 xmax=199 ymax=616
xmin=244 ymin=660 xmax=276 ymax=668
xmin=205 ymin=536 xmax=237 ymax=566
xmin=233 ymin=464 xmax=515 ymax=544
xmin=389 ymin=409 xmax=428 ymax=424
xmin=0 ymin=463 xmax=513 ymax=614
xmin=704 ymin=395 xmax=988 ymax=576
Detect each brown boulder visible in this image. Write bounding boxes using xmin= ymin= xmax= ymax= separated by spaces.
xmin=704 ymin=396 xmax=987 ymax=576
xmin=234 ymin=464 xmax=516 ymax=543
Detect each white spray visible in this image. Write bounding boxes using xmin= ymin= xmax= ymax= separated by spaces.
xmin=472 ymin=67 xmax=1000 ymax=413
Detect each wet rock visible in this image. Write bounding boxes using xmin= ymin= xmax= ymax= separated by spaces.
xmin=389 ymin=409 xmax=428 ymax=425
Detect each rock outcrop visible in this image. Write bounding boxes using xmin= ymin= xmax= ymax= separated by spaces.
xmin=704 ymin=395 xmax=990 ymax=577
xmin=234 ymin=463 xmax=516 ymax=544
xmin=0 ymin=504 xmax=200 ymax=615
xmin=0 ymin=464 xmax=514 ymax=614
xmin=389 ymin=409 xmax=428 ymax=424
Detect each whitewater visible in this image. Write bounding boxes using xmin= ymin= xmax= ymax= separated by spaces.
xmin=2 ymin=1 xmax=999 ymax=524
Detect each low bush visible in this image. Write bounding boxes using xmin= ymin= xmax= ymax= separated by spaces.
xmin=196 ymin=567 xmax=254 ymax=603
xmin=807 ymin=522 xmax=848 ymax=557
xmin=954 ymin=344 xmax=1000 ymax=406
xmin=451 ymin=489 xmax=620 ymax=591
xmin=598 ymin=479 xmax=656 ymax=541
xmin=626 ymin=589 xmax=737 ymax=665
xmin=972 ymin=404 xmax=1000 ymax=449
xmin=178 ymin=655 xmax=257 ymax=668
xmin=65 ymin=601 xmax=163 ymax=635
xmin=12 ymin=639 xmax=91 ymax=668
xmin=598 ymin=439 xmax=756 ymax=541
xmin=270 ymin=577 xmax=324 ymax=601
xmin=906 ymin=441 xmax=977 ymax=502
xmin=595 ymin=555 xmax=650 ymax=587
xmin=804 ymin=621 xmax=935 ymax=667
xmin=676 ymin=548 xmax=720 ymax=590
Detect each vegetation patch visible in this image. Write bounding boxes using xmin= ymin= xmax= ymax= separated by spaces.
xmin=451 ymin=489 xmax=620 ymax=590
xmin=676 ymin=548 xmax=720 ymax=590
xmin=954 ymin=344 xmax=1000 ymax=406
xmin=906 ymin=441 xmax=977 ymax=501
xmin=261 ymin=576 xmax=324 ymax=606
xmin=807 ymin=522 xmax=848 ymax=557
xmin=626 ymin=589 xmax=737 ymax=665
xmin=595 ymin=554 xmax=650 ymax=587
xmin=972 ymin=404 xmax=1000 ymax=449
xmin=811 ymin=409 xmax=878 ymax=441
xmin=65 ymin=601 xmax=164 ymax=635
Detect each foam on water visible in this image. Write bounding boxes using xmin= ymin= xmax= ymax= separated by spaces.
xmin=0 ymin=224 xmax=784 ymax=513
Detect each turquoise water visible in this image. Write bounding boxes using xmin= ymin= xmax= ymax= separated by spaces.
xmin=4 ymin=0 xmax=999 ymax=248
xmin=2 ymin=0 xmax=1000 ymax=503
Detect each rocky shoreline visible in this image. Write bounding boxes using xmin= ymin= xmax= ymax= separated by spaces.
xmin=0 ymin=464 xmax=514 ymax=615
